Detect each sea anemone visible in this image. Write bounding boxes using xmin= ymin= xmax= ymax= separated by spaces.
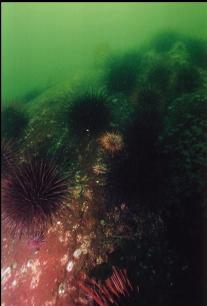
xmin=92 ymin=163 xmax=107 ymax=175
xmin=2 ymin=158 xmax=69 ymax=238
xmin=68 ymin=90 xmax=111 ymax=137
xmin=79 ymin=266 xmax=136 ymax=306
xmin=99 ymin=132 xmax=124 ymax=155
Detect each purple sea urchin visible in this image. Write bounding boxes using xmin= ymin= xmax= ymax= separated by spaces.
xmin=2 ymin=158 xmax=69 ymax=238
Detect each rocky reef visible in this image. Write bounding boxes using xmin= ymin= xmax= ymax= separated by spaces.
xmin=1 ymin=31 xmax=207 ymax=306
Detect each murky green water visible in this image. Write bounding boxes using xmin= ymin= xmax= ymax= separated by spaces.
xmin=2 ymin=3 xmax=207 ymax=103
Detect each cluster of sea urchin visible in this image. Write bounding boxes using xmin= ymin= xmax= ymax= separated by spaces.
xmin=2 ymin=158 xmax=69 ymax=238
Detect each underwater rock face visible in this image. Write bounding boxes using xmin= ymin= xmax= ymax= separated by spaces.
xmin=1 ymin=104 xmax=28 ymax=140
xmin=104 ymin=52 xmax=140 ymax=95
xmin=2 ymin=4 xmax=207 ymax=306
xmin=1 ymin=139 xmax=16 ymax=178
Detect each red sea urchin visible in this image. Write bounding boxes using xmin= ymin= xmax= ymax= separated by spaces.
xmin=79 ymin=266 xmax=135 ymax=306
xmin=2 ymin=158 xmax=69 ymax=238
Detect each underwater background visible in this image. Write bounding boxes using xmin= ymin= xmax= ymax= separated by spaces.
xmin=1 ymin=3 xmax=207 ymax=306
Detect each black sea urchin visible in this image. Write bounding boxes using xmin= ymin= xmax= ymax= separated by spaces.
xmin=2 ymin=158 xmax=69 ymax=238
xmin=68 ymin=90 xmax=111 ymax=137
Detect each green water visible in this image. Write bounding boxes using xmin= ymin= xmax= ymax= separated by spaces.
xmin=2 ymin=3 xmax=207 ymax=103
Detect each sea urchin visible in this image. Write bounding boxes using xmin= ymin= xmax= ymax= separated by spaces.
xmin=68 ymin=90 xmax=111 ymax=137
xmin=79 ymin=266 xmax=135 ymax=306
xmin=2 ymin=158 xmax=69 ymax=238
